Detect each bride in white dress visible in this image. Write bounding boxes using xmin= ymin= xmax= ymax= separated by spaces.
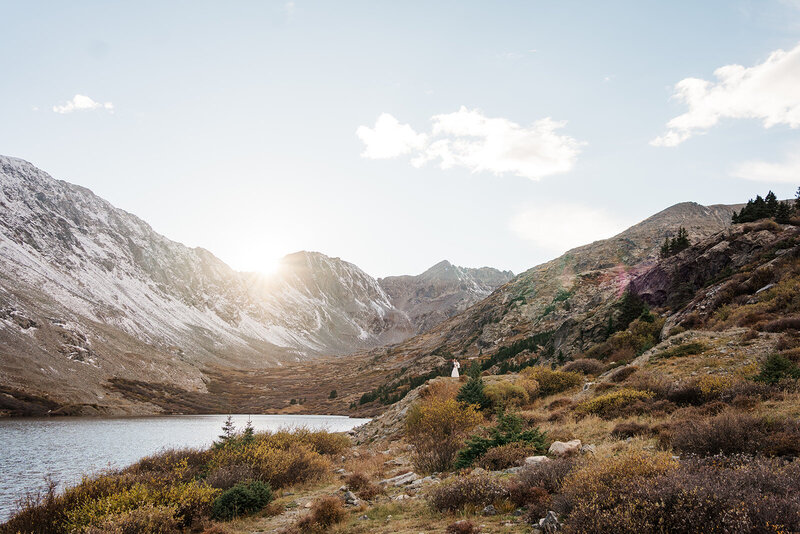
xmin=451 ymin=359 xmax=460 ymax=378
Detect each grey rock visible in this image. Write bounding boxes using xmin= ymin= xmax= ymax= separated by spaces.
xmin=379 ymin=471 xmax=419 ymax=486
xmin=538 ymin=511 xmax=561 ymax=533
xmin=525 ymin=455 xmax=551 ymax=465
xmin=482 ymin=504 xmax=497 ymax=516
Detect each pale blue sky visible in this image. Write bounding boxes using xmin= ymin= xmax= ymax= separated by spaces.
xmin=2 ymin=1 xmax=800 ymax=276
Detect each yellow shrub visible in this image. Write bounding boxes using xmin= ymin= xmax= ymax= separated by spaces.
xmin=252 ymin=428 xmax=350 ymax=455
xmin=484 ymin=381 xmax=530 ymax=407
xmin=161 ymin=480 xmax=219 ymax=525
xmin=518 ymin=377 xmax=540 ymax=397
xmin=696 ymin=374 xmax=736 ymax=400
xmin=64 ymin=483 xmax=154 ymax=531
xmin=405 ymin=398 xmax=483 ymax=473
xmin=210 ymin=442 xmax=329 ymax=489
xmin=64 ymin=479 xmax=220 ymax=531
xmin=576 ymin=388 xmax=654 ymax=417
xmin=521 ymin=367 xmax=582 ymax=396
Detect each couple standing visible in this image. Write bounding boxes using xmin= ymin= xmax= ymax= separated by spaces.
xmin=451 ymin=358 xmax=460 ymax=378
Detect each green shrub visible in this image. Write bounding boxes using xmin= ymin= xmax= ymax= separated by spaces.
xmin=457 ymin=375 xmax=490 ymax=409
xmin=211 ymin=480 xmax=272 ymax=520
xmin=755 ymin=354 xmax=800 ymax=384
xmin=454 ymin=412 xmax=547 ymax=469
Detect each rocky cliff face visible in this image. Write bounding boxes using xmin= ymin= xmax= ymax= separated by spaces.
xmin=379 ymin=260 xmax=513 ymax=334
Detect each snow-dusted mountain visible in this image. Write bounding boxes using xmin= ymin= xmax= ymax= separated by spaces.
xmin=0 ymin=156 xmax=509 ymax=414
xmin=379 ymin=260 xmax=514 ymax=334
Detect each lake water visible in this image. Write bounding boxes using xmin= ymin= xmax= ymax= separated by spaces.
xmin=0 ymin=414 xmax=370 ymax=523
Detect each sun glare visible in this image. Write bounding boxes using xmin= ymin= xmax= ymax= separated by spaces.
xmin=260 ymin=256 xmax=283 ymax=276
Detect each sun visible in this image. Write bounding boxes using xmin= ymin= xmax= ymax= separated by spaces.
xmin=259 ymin=256 xmax=284 ymax=276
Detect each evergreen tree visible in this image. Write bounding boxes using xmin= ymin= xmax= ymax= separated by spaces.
xmin=796 ymin=186 xmax=800 ymax=212
xmin=242 ymin=418 xmax=255 ymax=445
xmin=752 ymin=195 xmax=768 ymax=220
xmin=659 ymin=237 xmax=671 ymax=258
xmin=329 ymin=389 xmax=337 ymax=399
xmin=659 ymin=227 xmax=690 ymax=258
xmin=215 ymin=415 xmax=237 ymax=449
xmin=467 ymin=361 xmax=482 ymax=379
xmin=457 ymin=374 xmax=489 ymax=409
xmin=616 ymin=290 xmax=646 ymax=332
xmin=776 ymin=201 xmax=792 ymax=224
xmin=765 ymin=190 xmax=779 ymax=217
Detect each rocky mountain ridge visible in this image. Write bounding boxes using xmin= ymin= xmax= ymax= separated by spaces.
xmin=0 ymin=155 xmax=510 ymax=414
xmin=379 ymin=260 xmax=514 ymax=334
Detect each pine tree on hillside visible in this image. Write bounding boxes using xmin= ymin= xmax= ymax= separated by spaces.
xmin=776 ymin=201 xmax=792 ymax=224
xmin=732 ymin=190 xmax=785 ymax=223
xmin=457 ymin=374 xmax=489 ymax=409
xmin=660 ymin=237 xmax=671 ymax=258
xmin=616 ymin=290 xmax=647 ymax=332
xmin=796 ymin=186 xmax=800 ymax=212
xmin=673 ymin=226 xmax=689 ymax=252
xmin=765 ymin=191 xmax=779 ymax=217
xmin=659 ymin=226 xmax=690 ymax=258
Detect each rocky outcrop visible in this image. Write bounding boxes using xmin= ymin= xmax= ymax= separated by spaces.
xmin=630 ymin=223 xmax=799 ymax=309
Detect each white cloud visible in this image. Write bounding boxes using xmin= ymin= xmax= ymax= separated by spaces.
xmin=652 ymin=42 xmax=800 ymax=147
xmin=356 ymin=113 xmax=428 ymax=159
xmin=357 ymin=107 xmax=583 ymax=180
xmin=732 ymin=151 xmax=800 ymax=183
xmin=53 ymin=94 xmax=114 ymax=114
xmin=509 ymin=204 xmax=630 ymax=252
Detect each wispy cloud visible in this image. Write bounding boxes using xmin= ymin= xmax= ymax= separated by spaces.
xmin=732 ymin=149 xmax=800 ymax=183
xmin=652 ymin=42 xmax=800 ymax=147
xmin=357 ymin=107 xmax=583 ymax=180
xmin=53 ymin=94 xmax=114 ymax=114
xmin=509 ymin=204 xmax=630 ymax=252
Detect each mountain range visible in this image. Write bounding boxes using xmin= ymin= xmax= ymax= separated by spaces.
xmin=0 ymin=155 xmax=513 ymax=415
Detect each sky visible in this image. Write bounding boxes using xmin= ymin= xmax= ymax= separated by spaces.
xmin=2 ymin=1 xmax=800 ymax=277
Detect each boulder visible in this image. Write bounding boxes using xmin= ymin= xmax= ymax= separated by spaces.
xmin=548 ymin=440 xmax=581 ymax=457
xmin=538 ymin=511 xmax=562 ymax=533
xmin=482 ymin=504 xmax=497 ymax=516
xmin=580 ymin=444 xmax=596 ymax=455
xmin=407 ymin=475 xmax=439 ymax=490
xmin=379 ymin=471 xmax=419 ymax=486
xmin=525 ymin=455 xmax=551 ymax=465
